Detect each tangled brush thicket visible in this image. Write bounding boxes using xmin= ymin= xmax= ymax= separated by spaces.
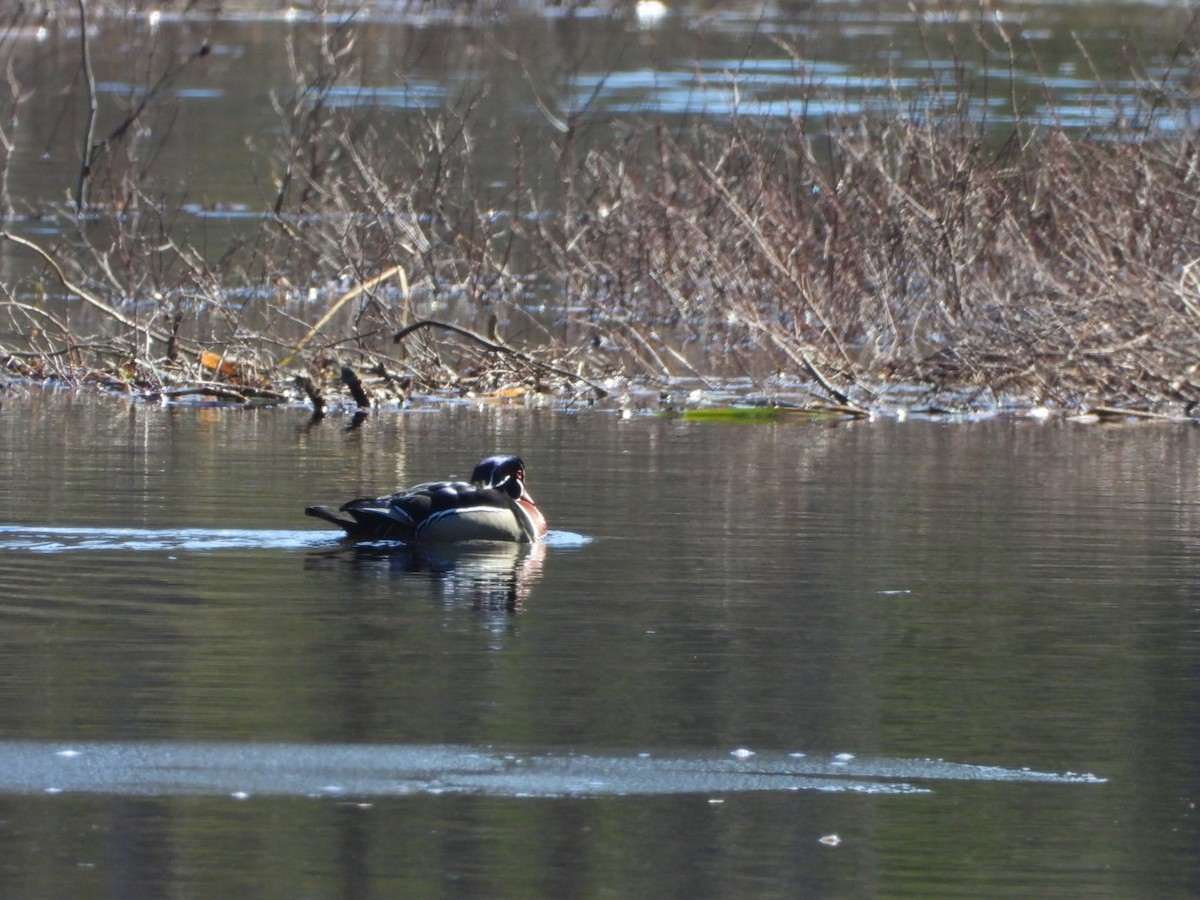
xmin=557 ymin=118 xmax=1200 ymax=413
xmin=3 ymin=8 xmax=1200 ymax=416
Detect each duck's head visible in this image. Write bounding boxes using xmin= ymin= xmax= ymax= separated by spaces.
xmin=471 ymin=455 xmax=528 ymax=499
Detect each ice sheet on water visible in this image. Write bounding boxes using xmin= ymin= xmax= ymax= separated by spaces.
xmin=0 ymin=742 xmax=1104 ymax=800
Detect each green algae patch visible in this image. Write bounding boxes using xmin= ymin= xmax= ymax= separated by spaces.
xmin=675 ymin=405 xmax=867 ymax=423
xmin=681 ymin=407 xmax=789 ymax=422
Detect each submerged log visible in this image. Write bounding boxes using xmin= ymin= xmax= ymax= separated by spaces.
xmin=340 ymin=366 xmax=371 ymax=409
xmin=294 ymin=374 xmax=326 ymax=417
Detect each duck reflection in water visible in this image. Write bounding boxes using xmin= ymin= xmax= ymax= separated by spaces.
xmin=307 ymin=540 xmax=547 ymax=614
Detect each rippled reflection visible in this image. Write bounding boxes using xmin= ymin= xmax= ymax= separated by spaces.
xmin=304 ymin=539 xmax=551 ymax=613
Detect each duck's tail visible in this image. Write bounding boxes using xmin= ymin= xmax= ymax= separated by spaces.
xmin=306 ymin=503 xmax=418 ymax=541
xmin=305 ymin=505 xmax=359 ymax=532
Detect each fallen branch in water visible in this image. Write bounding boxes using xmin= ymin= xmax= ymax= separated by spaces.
xmin=147 ymin=384 xmax=288 ymax=404
xmin=340 ymin=365 xmax=372 ymax=409
xmin=294 ymin=374 xmax=326 ymax=416
xmin=393 ymin=319 xmax=609 ymax=399
xmin=1087 ymin=406 xmax=1181 ymax=422
xmin=761 ymin=329 xmax=866 ymax=413
xmin=160 ymin=385 xmax=253 ymax=402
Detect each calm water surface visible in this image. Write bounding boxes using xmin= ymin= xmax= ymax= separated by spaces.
xmin=0 ymin=391 xmax=1196 ymax=895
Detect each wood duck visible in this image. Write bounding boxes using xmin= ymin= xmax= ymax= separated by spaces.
xmin=305 ymin=455 xmax=547 ymax=543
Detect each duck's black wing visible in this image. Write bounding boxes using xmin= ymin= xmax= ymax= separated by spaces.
xmin=306 ymin=480 xmax=507 ymax=542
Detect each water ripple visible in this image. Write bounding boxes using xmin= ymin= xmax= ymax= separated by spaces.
xmin=0 ymin=525 xmax=343 ymax=553
xmin=0 ymin=526 xmax=591 ymax=553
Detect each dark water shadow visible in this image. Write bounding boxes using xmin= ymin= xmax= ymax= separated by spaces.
xmin=0 ymin=742 xmax=1105 ymax=800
